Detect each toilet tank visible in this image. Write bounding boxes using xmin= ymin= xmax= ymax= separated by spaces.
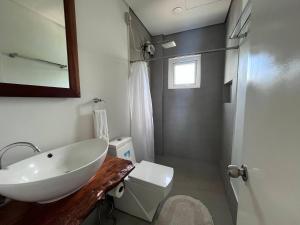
xmin=109 ymin=137 xmax=136 ymax=164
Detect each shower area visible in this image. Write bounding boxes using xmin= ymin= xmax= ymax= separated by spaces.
xmin=129 ymin=10 xmax=230 ymax=162
xmin=125 ymin=8 xmax=235 ymax=225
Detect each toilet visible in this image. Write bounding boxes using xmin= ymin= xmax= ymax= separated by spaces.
xmin=108 ymin=137 xmax=174 ymax=222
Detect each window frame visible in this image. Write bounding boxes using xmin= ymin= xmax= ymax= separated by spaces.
xmin=168 ymin=54 xmax=201 ymax=89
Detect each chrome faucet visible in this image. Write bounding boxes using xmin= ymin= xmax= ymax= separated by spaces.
xmin=0 ymin=142 xmax=41 ymax=169
xmin=0 ymin=142 xmax=41 ymax=205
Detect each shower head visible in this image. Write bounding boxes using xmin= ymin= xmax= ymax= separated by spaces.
xmin=161 ymin=41 xmax=177 ymax=49
xmin=144 ymin=41 xmax=156 ymax=56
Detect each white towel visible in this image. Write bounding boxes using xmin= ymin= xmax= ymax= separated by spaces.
xmin=93 ymin=110 xmax=109 ymax=142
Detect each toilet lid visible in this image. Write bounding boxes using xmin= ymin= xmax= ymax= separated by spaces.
xmin=129 ymin=161 xmax=174 ymax=189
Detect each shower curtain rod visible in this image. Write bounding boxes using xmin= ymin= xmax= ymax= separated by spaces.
xmin=130 ymin=46 xmax=239 ymax=63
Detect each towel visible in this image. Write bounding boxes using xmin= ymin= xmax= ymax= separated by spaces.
xmin=93 ymin=110 xmax=109 ymax=142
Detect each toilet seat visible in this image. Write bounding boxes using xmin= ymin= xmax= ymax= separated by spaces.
xmin=129 ymin=161 xmax=174 ymax=190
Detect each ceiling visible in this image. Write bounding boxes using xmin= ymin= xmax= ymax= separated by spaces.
xmin=10 ymin=0 xmax=65 ymax=27
xmin=125 ymin=0 xmax=232 ymax=35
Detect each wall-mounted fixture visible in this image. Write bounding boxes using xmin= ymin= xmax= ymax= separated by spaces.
xmin=143 ymin=41 xmax=156 ymax=56
xmin=229 ymin=1 xmax=251 ymax=39
xmin=161 ymin=41 xmax=177 ymax=49
xmin=92 ymin=98 xmax=105 ymax=103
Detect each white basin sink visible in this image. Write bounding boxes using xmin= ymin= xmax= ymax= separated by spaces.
xmin=0 ymin=138 xmax=108 ymax=203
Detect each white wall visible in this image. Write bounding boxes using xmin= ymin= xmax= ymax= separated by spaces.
xmin=0 ymin=0 xmax=130 ymax=166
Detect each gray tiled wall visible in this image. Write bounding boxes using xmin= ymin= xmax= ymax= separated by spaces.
xmin=150 ymin=24 xmax=226 ymax=163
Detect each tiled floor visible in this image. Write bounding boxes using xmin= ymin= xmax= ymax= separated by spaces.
xmin=111 ymin=155 xmax=234 ymax=225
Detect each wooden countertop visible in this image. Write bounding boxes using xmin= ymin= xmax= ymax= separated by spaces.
xmin=0 ymin=155 xmax=134 ymax=225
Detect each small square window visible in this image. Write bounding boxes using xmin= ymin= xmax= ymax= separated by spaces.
xmin=174 ymin=62 xmax=196 ymax=85
xmin=168 ymin=55 xmax=201 ymax=89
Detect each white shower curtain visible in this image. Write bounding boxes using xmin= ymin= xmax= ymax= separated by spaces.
xmin=129 ymin=62 xmax=154 ymax=162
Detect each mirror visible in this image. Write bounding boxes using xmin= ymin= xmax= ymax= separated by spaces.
xmin=0 ymin=0 xmax=80 ymax=97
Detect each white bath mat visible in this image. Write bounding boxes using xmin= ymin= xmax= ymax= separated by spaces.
xmin=156 ymin=195 xmax=214 ymax=225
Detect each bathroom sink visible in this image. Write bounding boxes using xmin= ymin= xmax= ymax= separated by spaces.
xmin=0 ymin=138 xmax=108 ymax=203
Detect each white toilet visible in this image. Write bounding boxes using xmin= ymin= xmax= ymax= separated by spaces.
xmin=108 ymin=137 xmax=174 ymax=222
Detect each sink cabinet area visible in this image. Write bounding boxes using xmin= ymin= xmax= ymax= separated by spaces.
xmin=0 ymin=156 xmax=134 ymax=225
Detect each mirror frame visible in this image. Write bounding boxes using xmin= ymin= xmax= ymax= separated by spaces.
xmin=0 ymin=0 xmax=80 ymax=98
